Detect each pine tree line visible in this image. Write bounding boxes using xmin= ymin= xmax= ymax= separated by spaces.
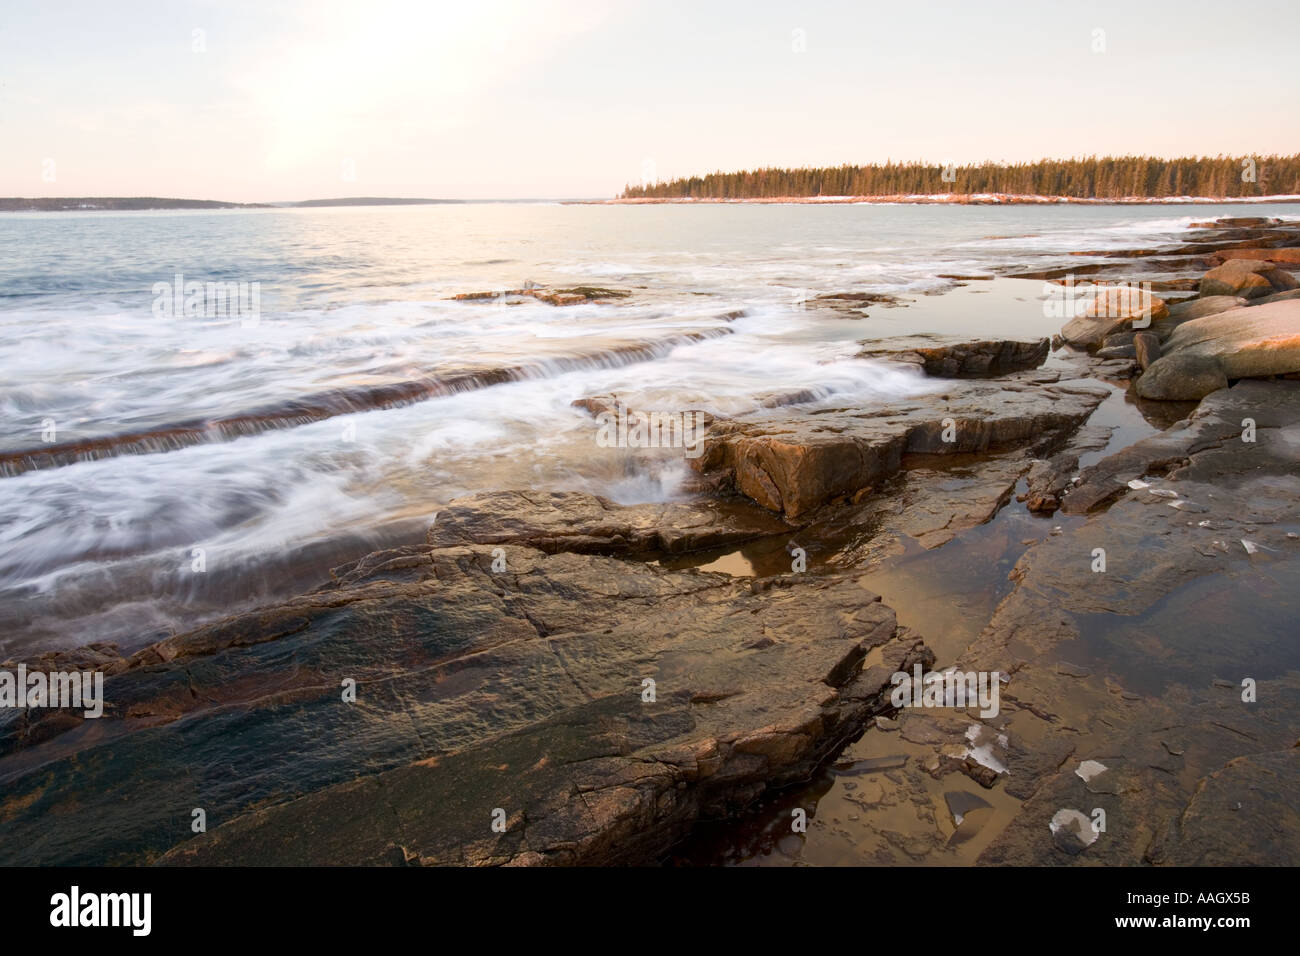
xmin=621 ymin=156 xmax=1300 ymax=200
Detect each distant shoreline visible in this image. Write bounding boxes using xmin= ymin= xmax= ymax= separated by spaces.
xmin=7 ymin=193 xmax=1300 ymax=213
xmin=0 ymin=197 xmax=531 ymax=212
xmin=587 ymin=193 xmax=1300 ymax=206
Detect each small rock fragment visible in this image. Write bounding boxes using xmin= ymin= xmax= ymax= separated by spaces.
xmin=944 ymin=789 xmax=993 ymax=827
xmin=832 ymin=754 xmax=908 ymax=775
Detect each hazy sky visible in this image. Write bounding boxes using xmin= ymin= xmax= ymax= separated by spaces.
xmin=3 ymin=0 xmax=1298 ymax=200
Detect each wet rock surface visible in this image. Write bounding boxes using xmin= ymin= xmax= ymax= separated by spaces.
xmin=960 ymin=380 xmax=1300 ymax=864
xmin=857 ymin=336 xmax=1050 ymax=377
xmin=813 ymin=291 xmax=911 ymax=314
xmin=0 ymin=540 xmax=931 ymax=865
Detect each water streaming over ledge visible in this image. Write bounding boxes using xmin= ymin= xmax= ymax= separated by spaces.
xmin=0 ymin=327 xmax=736 ymax=475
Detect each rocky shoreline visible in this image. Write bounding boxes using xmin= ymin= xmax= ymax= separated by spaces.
xmin=2 ymin=217 xmax=1298 ymax=866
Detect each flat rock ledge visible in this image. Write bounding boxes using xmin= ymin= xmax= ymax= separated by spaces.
xmin=691 ymin=374 xmax=1110 ymax=518
xmin=857 ymin=336 xmax=1050 ymax=378
xmin=419 ymin=490 xmax=794 ymax=560
xmin=0 ymin=532 xmax=930 ymax=866
xmin=449 ymin=286 xmax=632 ymax=306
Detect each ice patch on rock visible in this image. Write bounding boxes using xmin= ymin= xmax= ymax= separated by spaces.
xmin=1076 ymin=759 xmax=1107 ymax=783
xmin=1049 ymin=808 xmax=1099 ymax=851
xmin=964 ymin=723 xmax=1008 ymax=775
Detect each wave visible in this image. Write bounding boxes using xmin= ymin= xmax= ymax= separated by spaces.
xmin=0 ymin=328 xmax=734 ymax=476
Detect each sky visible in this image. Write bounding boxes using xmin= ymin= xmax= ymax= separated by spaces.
xmin=2 ymin=0 xmax=1298 ymax=201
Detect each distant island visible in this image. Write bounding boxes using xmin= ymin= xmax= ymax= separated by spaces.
xmin=618 ymin=154 xmax=1300 ymax=202
xmin=0 ymin=196 xmax=474 ymax=212
xmin=0 ymin=197 xmax=268 ymax=211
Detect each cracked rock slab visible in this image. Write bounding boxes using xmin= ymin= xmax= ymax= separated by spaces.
xmin=691 ymin=376 xmax=1109 ymax=518
xmin=857 ymin=336 xmax=1050 ymax=378
xmin=0 ymin=543 xmax=928 ymax=866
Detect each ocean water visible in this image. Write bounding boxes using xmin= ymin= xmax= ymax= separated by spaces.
xmin=2 ymin=201 xmax=1297 ymax=655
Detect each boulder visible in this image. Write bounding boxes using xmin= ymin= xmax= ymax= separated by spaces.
xmin=1136 ymin=299 xmax=1300 ymax=401
xmin=1263 ymin=267 xmax=1299 ymax=292
xmin=1134 ymin=353 xmax=1229 ymax=402
xmin=1059 ymin=287 xmax=1168 ymax=351
xmin=1022 ymin=453 xmax=1079 ymax=514
xmin=1200 ymin=259 xmax=1298 ymax=299
xmin=1249 ymin=288 xmax=1300 ymax=307
xmin=1095 ymin=344 xmax=1136 ymax=360
xmin=1167 ymin=294 xmax=1249 ymax=322
xmin=1133 ymin=331 xmax=1161 ymax=371
xmin=1150 ymin=295 xmax=1248 ymax=343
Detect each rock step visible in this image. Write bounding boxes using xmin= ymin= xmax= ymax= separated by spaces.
xmin=692 ymin=377 xmax=1110 ymax=517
